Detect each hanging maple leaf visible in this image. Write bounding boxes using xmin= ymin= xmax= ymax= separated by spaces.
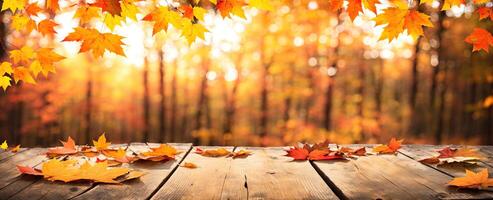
xmin=103 ymin=13 xmax=124 ymax=31
xmin=46 ymin=136 xmax=77 ymax=156
xmin=347 ymin=0 xmax=380 ymax=21
xmin=404 ymin=10 xmax=433 ymax=39
xmin=372 ymin=138 xmax=403 ymax=154
xmin=9 ymin=46 xmax=34 ymax=64
xmin=328 ymin=0 xmax=343 ymax=12
xmin=13 ymin=67 xmax=35 ymax=84
xmin=195 ymin=147 xmax=231 ymax=157
xmin=143 ymin=7 xmax=182 ymax=35
xmin=74 ymin=6 xmax=101 ymax=24
xmin=93 ymin=133 xmax=111 ymax=150
xmin=25 ymin=3 xmax=42 ymax=16
xmin=0 ymin=76 xmax=11 ymax=91
xmin=35 ymin=48 xmax=64 ymax=77
xmin=448 ymin=169 xmax=493 ymax=189
xmin=442 ymin=0 xmax=465 ymax=11
xmin=46 ymin=0 xmax=60 ymax=11
xmin=477 ymin=7 xmax=493 ymax=21
xmin=0 ymin=62 xmax=13 ymax=76
xmin=1 ymin=0 xmax=26 ymax=13
xmin=121 ymin=1 xmax=138 ymax=20
xmin=374 ymin=8 xmax=432 ymax=41
xmin=180 ymin=19 xmax=207 ymax=44
xmin=37 ymin=19 xmax=58 ymax=36
xmin=180 ymin=5 xmax=194 ymax=19
xmin=217 ymin=0 xmax=246 ymax=19
xmin=139 ymin=144 xmax=178 ymax=161
xmin=63 ymin=27 xmax=125 ymax=58
xmin=465 ymin=28 xmax=493 ymax=52
xmin=249 ymin=0 xmax=273 ymax=11
xmin=11 ymin=14 xmax=36 ymax=33
xmin=91 ymin=0 xmax=122 ymax=16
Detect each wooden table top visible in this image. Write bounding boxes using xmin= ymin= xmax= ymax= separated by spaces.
xmin=1 ymin=144 xmax=493 ymax=200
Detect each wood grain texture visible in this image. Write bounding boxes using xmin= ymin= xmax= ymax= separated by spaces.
xmin=220 ymin=147 xmax=338 ymax=200
xmin=150 ymin=146 xmax=235 ymax=200
xmin=71 ymin=143 xmax=192 ymax=200
xmin=7 ymin=144 xmax=129 ymax=200
xmin=313 ymin=145 xmax=491 ymax=200
xmin=0 ymin=148 xmax=27 ymax=162
xmin=0 ymin=148 xmax=47 ymax=199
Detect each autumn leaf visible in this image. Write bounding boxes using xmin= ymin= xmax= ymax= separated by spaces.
xmin=373 ymin=138 xmax=403 ymax=154
xmin=1 ymin=0 xmax=26 ymax=13
xmin=74 ymin=6 xmax=101 ymax=24
xmin=103 ymin=148 xmax=135 ymax=163
xmin=13 ymin=67 xmax=36 ymax=84
xmin=217 ymin=0 xmax=246 ymax=19
xmin=11 ymin=14 xmax=36 ymax=33
xmin=143 ymin=7 xmax=182 ymax=35
xmin=442 ymin=0 xmax=465 ymax=11
xmin=338 ymin=146 xmax=367 ymax=156
xmin=373 ymin=7 xmax=408 ymax=41
xmin=193 ymin=7 xmax=206 ymax=21
xmin=9 ymin=46 xmax=34 ymax=64
xmin=477 ymin=7 xmax=493 ymax=21
xmin=63 ymin=27 xmax=125 ymax=58
xmin=228 ymin=149 xmax=252 ymax=158
xmin=474 ymin=0 xmax=490 ymax=3
xmin=91 ymin=0 xmax=122 ymax=16
xmin=47 ymin=136 xmax=77 ymax=156
xmin=182 ymin=162 xmax=198 ymax=168
xmin=465 ymin=28 xmax=493 ymax=52
xmin=180 ymin=19 xmax=207 ymax=44
xmin=347 ymin=0 xmax=380 ymax=21
xmin=0 ymin=76 xmax=11 ymax=91
xmin=0 ymin=140 xmax=7 ymax=150
xmin=180 ymin=5 xmax=194 ymax=19
xmin=37 ymin=19 xmax=58 ymax=37
xmin=419 ymin=157 xmax=440 ymax=164
xmin=11 ymin=144 xmax=20 ymax=153
xmin=121 ymin=2 xmax=138 ymax=20
xmin=46 ymin=0 xmax=60 ymax=12
xmin=0 ymin=62 xmax=13 ymax=76
xmin=36 ymin=48 xmax=64 ymax=77
xmin=17 ymin=165 xmax=43 ymax=176
xmin=249 ymin=0 xmax=273 ymax=11
xmin=25 ymin=3 xmax=42 ymax=16
xmin=103 ymin=13 xmax=124 ymax=31
xmin=448 ymin=169 xmax=493 ymax=189
xmin=404 ymin=10 xmax=433 ymax=39
xmin=285 ymin=141 xmax=345 ymax=161
xmin=139 ymin=144 xmax=178 ymax=161
xmin=93 ymin=133 xmax=111 ymax=150
xmin=328 ymin=0 xmax=343 ymax=12
xmin=195 ymin=147 xmax=231 ymax=157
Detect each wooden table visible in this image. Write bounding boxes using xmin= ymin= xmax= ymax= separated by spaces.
xmin=1 ymin=144 xmax=493 ymax=200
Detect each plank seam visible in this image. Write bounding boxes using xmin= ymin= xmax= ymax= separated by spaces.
xmin=218 ymin=147 xmax=237 ymax=199
xmin=397 ymin=150 xmax=455 ymax=177
xmin=309 ymin=161 xmax=348 ymax=200
xmin=145 ymin=144 xmax=193 ymax=200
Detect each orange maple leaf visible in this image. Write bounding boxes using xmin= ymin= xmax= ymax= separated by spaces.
xmin=13 ymin=67 xmax=35 ymax=84
xmin=91 ymin=0 xmax=122 ymax=16
xmin=139 ymin=144 xmax=178 ymax=161
xmin=328 ymin=0 xmax=343 ymax=12
xmin=195 ymin=147 xmax=231 ymax=157
xmin=47 ymin=136 xmax=78 ymax=156
xmin=37 ymin=19 xmax=58 ymax=36
xmin=181 ymin=162 xmax=198 ymax=168
xmin=404 ymin=10 xmax=433 ymax=39
xmin=465 ymin=28 xmax=493 ymax=52
xmin=217 ymin=0 xmax=245 ymax=18
xmin=74 ymin=6 xmax=101 ymax=24
xmin=46 ymin=0 xmax=59 ymax=12
xmin=17 ymin=165 xmax=43 ymax=176
xmin=373 ymin=138 xmax=403 ymax=154
xmin=63 ymin=27 xmax=125 ymax=58
xmin=102 ymin=148 xmax=135 ymax=163
xmin=228 ymin=149 xmax=252 ymax=158
xmin=477 ymin=7 xmax=493 ymax=21
xmin=347 ymin=0 xmax=380 ymax=21
xmin=25 ymin=3 xmax=42 ymax=16
xmin=449 ymin=169 xmax=493 ymax=189
xmin=285 ymin=141 xmax=345 ymax=161
xmin=180 ymin=5 xmax=194 ymax=19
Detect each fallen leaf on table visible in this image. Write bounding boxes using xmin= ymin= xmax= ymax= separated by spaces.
xmin=17 ymin=165 xmax=43 ymax=176
xmin=47 ymin=136 xmax=78 ymax=156
xmin=102 ymin=148 xmax=135 ymax=163
xmin=419 ymin=157 xmax=440 ymax=164
xmin=138 ymin=144 xmax=178 ymax=161
xmin=419 ymin=147 xmax=483 ymax=166
xmin=228 ymin=149 xmax=252 ymax=158
xmin=93 ymin=133 xmax=111 ymax=151
xmin=338 ymin=146 xmax=367 ymax=157
xmin=285 ymin=141 xmax=345 ymax=161
xmin=1 ymin=140 xmax=8 ymax=150
xmin=448 ymin=168 xmax=493 ymax=189
xmin=182 ymin=162 xmax=197 ymax=168
xmin=195 ymin=147 xmax=231 ymax=157
xmin=117 ymin=170 xmax=145 ymax=182
xmin=10 ymin=144 xmax=20 ymax=153
xmin=373 ymin=138 xmax=403 ymax=154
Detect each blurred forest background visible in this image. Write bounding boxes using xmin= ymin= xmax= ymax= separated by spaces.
xmin=1 ymin=0 xmax=493 ymax=146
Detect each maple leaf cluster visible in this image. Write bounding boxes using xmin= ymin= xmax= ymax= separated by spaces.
xmin=17 ymin=134 xmax=183 ymax=184
xmin=419 ymin=146 xmax=484 ymax=166
xmin=0 ymin=0 xmax=272 ymax=92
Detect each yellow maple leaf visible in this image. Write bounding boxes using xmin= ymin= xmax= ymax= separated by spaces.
xmin=121 ymin=2 xmax=138 ymax=21
xmin=140 ymin=144 xmax=178 ymax=158
xmin=0 ymin=76 xmax=11 ymax=91
xmin=0 ymin=62 xmax=13 ymax=76
xmin=143 ymin=7 xmax=182 ymax=35
xmin=210 ymin=0 xmax=217 ymax=5
xmin=442 ymin=0 xmax=465 ymax=11
xmin=10 ymin=46 xmax=34 ymax=64
xmin=93 ymin=133 xmax=111 ymax=150
xmin=1 ymin=0 xmax=26 ymax=13
xmin=13 ymin=67 xmax=36 ymax=84
xmin=11 ymin=14 xmax=36 ymax=33
xmin=249 ymin=0 xmax=273 ymax=11
xmin=29 ymin=60 xmax=43 ymax=77
xmin=74 ymin=6 xmax=100 ymax=24
xmin=63 ymin=27 xmax=125 ymax=58
xmin=193 ymin=7 xmax=206 ymax=21
xmin=104 ymin=13 xmax=123 ymax=31
xmin=196 ymin=147 xmax=231 ymax=157
xmin=42 ymin=159 xmax=133 ymax=183
xmin=180 ymin=19 xmax=207 ymax=44
xmin=404 ymin=10 xmax=433 ymax=39
xmin=181 ymin=162 xmax=198 ymax=168
xmin=0 ymin=140 xmax=7 ymax=150
xmin=374 ymin=7 xmax=408 ymax=41
xmin=449 ymin=169 xmax=493 ymax=189
xmin=36 ymin=48 xmax=64 ymax=77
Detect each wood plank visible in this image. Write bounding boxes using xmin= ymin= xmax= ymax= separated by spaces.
xmin=220 ymin=147 xmax=338 ymax=200
xmin=313 ymin=145 xmax=492 ymax=199
xmin=0 ymin=148 xmax=47 ymax=199
xmin=150 ymin=146 xmax=235 ymax=200
xmin=71 ymin=143 xmax=192 ymax=200
xmin=7 ymin=144 xmax=128 ymax=200
xmin=0 ymin=148 xmax=28 ymax=162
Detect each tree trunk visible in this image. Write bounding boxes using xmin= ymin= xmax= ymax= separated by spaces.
xmin=409 ymin=36 xmax=422 ymax=136
xmin=193 ymin=60 xmax=209 ymax=144
xmin=84 ymin=65 xmax=93 ymax=144
xmin=158 ymin=50 xmax=167 ymax=142
xmin=143 ymin=57 xmax=150 ymax=142
xmin=170 ymin=61 xmax=177 ymax=141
